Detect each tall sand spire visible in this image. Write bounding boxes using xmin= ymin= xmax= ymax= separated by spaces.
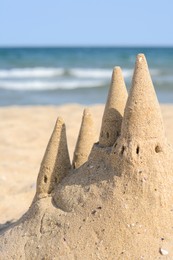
xmin=121 ymin=54 xmax=165 ymax=141
xmin=72 ymin=108 xmax=96 ymax=169
xmin=35 ymin=117 xmax=71 ymax=198
xmin=99 ymin=66 xmax=127 ymax=147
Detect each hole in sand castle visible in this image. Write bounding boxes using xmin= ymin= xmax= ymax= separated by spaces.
xmin=72 ymin=162 xmax=75 ymax=169
xmin=121 ymin=145 xmax=125 ymax=155
xmin=44 ymin=175 xmax=48 ymax=183
xmin=116 ymin=131 xmax=120 ymax=137
xmin=136 ymin=146 xmax=140 ymax=154
xmin=155 ymin=145 xmax=162 ymax=153
xmin=113 ymin=143 xmax=117 ymax=154
xmin=106 ymin=132 xmax=109 ymax=139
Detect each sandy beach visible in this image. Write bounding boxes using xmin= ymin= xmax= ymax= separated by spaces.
xmin=0 ymin=103 xmax=173 ymax=225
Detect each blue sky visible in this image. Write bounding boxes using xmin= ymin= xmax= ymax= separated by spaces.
xmin=0 ymin=0 xmax=173 ymax=46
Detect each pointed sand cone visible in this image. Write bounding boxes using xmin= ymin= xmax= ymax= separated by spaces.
xmin=72 ymin=108 xmax=96 ymax=169
xmin=121 ymin=54 xmax=165 ymax=141
xmin=99 ymin=66 xmax=128 ymax=147
xmin=35 ymin=117 xmax=71 ymax=198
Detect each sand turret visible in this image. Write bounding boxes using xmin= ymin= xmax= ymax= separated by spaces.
xmin=99 ymin=66 xmax=127 ymax=147
xmin=72 ymin=108 xmax=96 ymax=169
xmin=111 ymin=54 xmax=172 ymax=202
xmin=121 ymin=54 xmax=165 ymax=141
xmin=35 ymin=117 xmax=71 ymax=199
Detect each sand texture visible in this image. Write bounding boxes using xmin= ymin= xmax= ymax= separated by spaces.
xmin=0 ymin=54 xmax=173 ymax=259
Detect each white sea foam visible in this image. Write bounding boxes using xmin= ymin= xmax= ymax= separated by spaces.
xmin=70 ymin=68 xmax=112 ymax=78
xmin=0 ymin=67 xmax=129 ymax=79
xmin=0 ymin=79 xmax=105 ymax=90
xmin=0 ymin=67 xmax=64 ymax=78
xmin=122 ymin=69 xmax=133 ymax=78
xmin=0 ymin=67 xmax=162 ymax=92
xmin=70 ymin=68 xmax=136 ymax=78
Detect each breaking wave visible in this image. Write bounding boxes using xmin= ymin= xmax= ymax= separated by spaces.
xmin=0 ymin=79 xmax=105 ymax=90
xmin=0 ymin=68 xmax=64 ymax=78
xmin=0 ymin=67 xmax=162 ymax=91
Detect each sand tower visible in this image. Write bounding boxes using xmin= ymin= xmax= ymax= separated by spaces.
xmin=99 ymin=66 xmax=128 ymax=147
xmin=35 ymin=117 xmax=71 ymax=200
xmin=72 ymin=108 xmax=96 ymax=169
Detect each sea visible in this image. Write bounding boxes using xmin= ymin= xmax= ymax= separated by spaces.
xmin=0 ymin=47 xmax=173 ymax=106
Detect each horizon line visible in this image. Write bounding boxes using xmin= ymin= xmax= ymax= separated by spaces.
xmin=0 ymin=44 xmax=173 ymax=48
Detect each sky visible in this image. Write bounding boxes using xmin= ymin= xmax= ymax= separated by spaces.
xmin=0 ymin=0 xmax=173 ymax=46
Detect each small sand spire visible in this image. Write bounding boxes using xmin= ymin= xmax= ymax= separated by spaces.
xmin=72 ymin=108 xmax=96 ymax=169
xmin=99 ymin=66 xmax=128 ymax=147
xmin=121 ymin=54 xmax=165 ymax=141
xmin=35 ymin=117 xmax=71 ymax=198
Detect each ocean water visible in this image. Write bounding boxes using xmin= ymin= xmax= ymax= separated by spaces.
xmin=0 ymin=47 xmax=173 ymax=106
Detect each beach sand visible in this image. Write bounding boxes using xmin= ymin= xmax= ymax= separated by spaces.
xmin=0 ymin=103 xmax=173 ymax=225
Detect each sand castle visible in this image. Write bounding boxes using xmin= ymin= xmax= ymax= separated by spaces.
xmin=0 ymin=54 xmax=173 ymax=259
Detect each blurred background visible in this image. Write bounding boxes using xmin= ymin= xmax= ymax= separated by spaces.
xmin=0 ymin=0 xmax=173 ymax=105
